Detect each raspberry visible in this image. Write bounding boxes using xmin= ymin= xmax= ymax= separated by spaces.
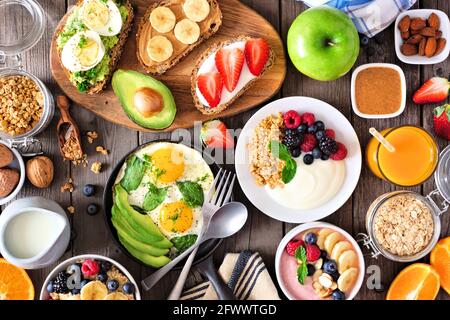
xmin=330 ymin=142 xmax=348 ymax=160
xmin=81 ymin=259 xmax=100 ymax=277
xmin=306 ymin=244 xmax=321 ymax=262
xmin=283 ymin=110 xmax=301 ymax=129
xmin=325 ymin=129 xmax=335 ymax=139
xmin=300 ymin=134 xmax=317 ymax=152
xmin=301 ymin=113 xmax=315 ymax=126
xmin=285 ymin=240 xmax=305 ymax=256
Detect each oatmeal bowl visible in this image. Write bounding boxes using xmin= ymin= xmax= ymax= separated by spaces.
xmin=275 ymin=222 xmax=365 ymax=300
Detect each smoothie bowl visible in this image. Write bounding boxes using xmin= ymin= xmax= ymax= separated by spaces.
xmin=275 ymin=222 xmax=365 ymax=300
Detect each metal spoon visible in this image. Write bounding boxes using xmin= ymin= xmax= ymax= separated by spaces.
xmin=141 ymin=202 xmax=248 ymax=292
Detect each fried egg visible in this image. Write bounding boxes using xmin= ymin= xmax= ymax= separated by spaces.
xmin=122 ymin=142 xmax=214 ymax=239
xmin=61 ymin=30 xmax=105 ymax=72
xmin=80 ymin=0 xmax=123 ymax=36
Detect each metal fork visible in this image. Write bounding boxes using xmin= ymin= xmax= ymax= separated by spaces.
xmin=141 ymin=168 xmax=236 ymax=291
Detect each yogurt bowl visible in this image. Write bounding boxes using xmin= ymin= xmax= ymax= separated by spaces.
xmin=275 ymin=222 xmax=365 ymax=300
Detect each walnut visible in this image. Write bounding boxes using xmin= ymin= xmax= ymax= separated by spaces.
xmin=26 ymin=156 xmax=54 ymax=188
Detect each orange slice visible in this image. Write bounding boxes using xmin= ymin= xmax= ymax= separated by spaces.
xmin=430 ymin=236 xmax=450 ymax=294
xmin=0 ymin=258 xmax=35 ymax=300
xmin=386 ymin=263 xmax=440 ymax=300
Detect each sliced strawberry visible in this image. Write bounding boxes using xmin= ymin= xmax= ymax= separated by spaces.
xmin=413 ymin=77 xmax=450 ymax=104
xmin=245 ymin=38 xmax=270 ymax=76
xmin=200 ymin=119 xmax=234 ymax=149
xmin=197 ymin=71 xmax=223 ymax=108
xmin=433 ymin=104 xmax=450 ymax=140
xmin=215 ymin=47 xmax=244 ymax=92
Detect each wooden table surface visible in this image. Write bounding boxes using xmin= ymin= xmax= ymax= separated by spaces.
xmin=1 ymin=0 xmax=449 ymax=300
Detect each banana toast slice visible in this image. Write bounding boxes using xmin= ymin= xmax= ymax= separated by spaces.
xmin=136 ymin=0 xmax=222 ymax=75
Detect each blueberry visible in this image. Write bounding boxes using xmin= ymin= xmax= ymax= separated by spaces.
xmin=314 ymin=121 xmax=325 ymax=131
xmin=304 ymin=232 xmax=317 ymax=245
xmin=291 ymin=148 xmax=301 ymax=158
xmin=97 ymin=272 xmax=108 ymax=283
xmin=87 ymin=203 xmax=99 ymax=215
xmin=312 ymin=147 xmax=322 ymax=159
xmin=122 ymin=282 xmax=135 ymax=295
xmin=323 ymin=260 xmax=338 ymax=274
xmin=303 ymin=154 xmax=314 ymax=165
xmin=100 ymin=261 xmax=112 ymax=272
xmin=297 ymin=124 xmax=308 ymax=133
xmin=321 ymin=154 xmax=330 ymax=161
xmin=307 ymin=124 xmax=318 ymax=134
xmin=47 ymin=281 xmax=55 ymax=293
xmin=107 ymin=279 xmax=119 ymax=292
xmin=332 ymin=289 xmax=346 ymax=300
xmin=374 ymin=282 xmax=386 ymax=293
xmin=315 ymin=130 xmax=325 ymax=141
xmin=80 ymin=279 xmax=90 ymax=288
xmin=82 ymin=184 xmax=96 ymax=197
xmin=307 ymin=264 xmax=316 ymax=276
xmin=71 ymin=289 xmax=80 ymax=295
xmin=360 ymin=35 xmax=370 ymax=46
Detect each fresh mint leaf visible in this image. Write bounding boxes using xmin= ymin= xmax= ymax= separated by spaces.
xmin=294 ymin=245 xmax=307 ymax=262
xmin=177 ymin=181 xmax=204 ymax=208
xmin=142 ymin=183 xmax=167 ymax=211
xmin=269 ymin=140 xmax=297 ymax=184
xmin=295 ymin=246 xmax=308 ymax=285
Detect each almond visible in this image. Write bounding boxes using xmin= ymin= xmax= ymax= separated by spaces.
xmin=401 ymin=31 xmax=410 ymax=40
xmin=418 ymin=37 xmax=426 ymax=56
xmin=410 ymin=18 xmax=426 ymax=31
xmin=401 ymin=43 xmax=418 ymax=56
xmin=398 ymin=15 xmax=411 ymax=32
xmin=407 ymin=34 xmax=423 ymax=45
xmin=434 ymin=38 xmax=447 ymax=56
xmin=420 ymin=27 xmax=436 ymax=37
xmin=425 ymin=37 xmax=437 ymax=57
xmin=427 ymin=13 xmax=440 ymax=30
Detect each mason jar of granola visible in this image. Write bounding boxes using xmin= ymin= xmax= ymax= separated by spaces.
xmin=358 ymin=145 xmax=450 ymax=262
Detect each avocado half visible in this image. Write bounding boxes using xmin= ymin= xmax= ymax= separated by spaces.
xmin=112 ymin=70 xmax=176 ymax=129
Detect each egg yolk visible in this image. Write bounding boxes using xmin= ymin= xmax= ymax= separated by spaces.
xmin=82 ymin=0 xmax=110 ymax=29
xmin=151 ymin=148 xmax=185 ymax=183
xmin=160 ymin=201 xmax=193 ymax=233
xmin=75 ymin=38 xmax=99 ymax=67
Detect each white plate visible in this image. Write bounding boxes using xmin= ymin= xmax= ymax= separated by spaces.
xmin=235 ymin=96 xmax=362 ymax=223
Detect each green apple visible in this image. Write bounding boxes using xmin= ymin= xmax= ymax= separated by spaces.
xmin=287 ymin=6 xmax=360 ymax=81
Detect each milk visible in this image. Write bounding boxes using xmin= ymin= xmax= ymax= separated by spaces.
xmin=4 ymin=211 xmax=64 ymax=259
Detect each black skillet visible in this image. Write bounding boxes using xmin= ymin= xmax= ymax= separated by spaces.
xmin=102 ymin=139 xmax=234 ymax=299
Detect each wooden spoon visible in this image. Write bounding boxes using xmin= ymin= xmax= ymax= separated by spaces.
xmin=56 ymin=95 xmax=83 ymax=161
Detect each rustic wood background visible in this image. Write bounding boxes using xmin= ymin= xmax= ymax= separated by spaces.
xmin=1 ymin=0 xmax=449 ymax=300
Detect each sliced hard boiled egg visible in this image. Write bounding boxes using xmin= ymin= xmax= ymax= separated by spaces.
xmin=61 ymin=30 xmax=105 ymax=72
xmin=80 ymin=0 xmax=123 ymax=36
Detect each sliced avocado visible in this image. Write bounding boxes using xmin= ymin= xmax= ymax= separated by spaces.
xmin=111 ymin=204 xmax=172 ymax=249
xmin=119 ymin=235 xmax=171 ymax=268
xmin=117 ymin=229 xmax=169 ymax=257
xmin=120 ymin=155 xmax=146 ymax=192
xmin=112 ymin=69 xmax=176 ymax=129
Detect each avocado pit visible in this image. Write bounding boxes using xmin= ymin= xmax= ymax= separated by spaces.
xmin=133 ymin=87 xmax=164 ymax=118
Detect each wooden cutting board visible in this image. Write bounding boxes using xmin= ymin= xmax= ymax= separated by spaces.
xmin=50 ymin=0 xmax=286 ymax=132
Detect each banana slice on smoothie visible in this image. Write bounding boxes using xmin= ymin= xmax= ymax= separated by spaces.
xmin=331 ymin=241 xmax=353 ymax=261
xmin=147 ymin=35 xmax=174 ymax=62
xmin=183 ymin=0 xmax=210 ymax=22
xmin=150 ymin=7 xmax=176 ymax=33
xmin=324 ymin=232 xmax=342 ymax=253
xmin=317 ymin=229 xmax=334 ymax=250
xmin=174 ymin=19 xmax=200 ymax=44
xmin=338 ymin=250 xmax=358 ymax=274
xmin=337 ymin=267 xmax=358 ymax=293
xmin=80 ymin=280 xmax=108 ymax=300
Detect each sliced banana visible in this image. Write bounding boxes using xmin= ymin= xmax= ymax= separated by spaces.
xmin=330 ymin=241 xmax=353 ymax=261
xmin=324 ymin=232 xmax=342 ymax=253
xmin=337 ymin=267 xmax=358 ymax=294
xmin=104 ymin=292 xmax=129 ymax=300
xmin=317 ymin=228 xmax=334 ymax=250
xmin=183 ymin=0 xmax=210 ymax=22
xmin=174 ymin=19 xmax=200 ymax=44
xmin=147 ymin=35 xmax=174 ymax=62
xmin=337 ymin=250 xmax=358 ymax=274
xmin=80 ymin=280 xmax=108 ymax=300
xmin=150 ymin=7 xmax=176 ymax=33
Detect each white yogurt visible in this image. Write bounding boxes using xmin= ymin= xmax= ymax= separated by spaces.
xmin=195 ymin=41 xmax=257 ymax=108
xmin=266 ymin=158 xmax=346 ymax=209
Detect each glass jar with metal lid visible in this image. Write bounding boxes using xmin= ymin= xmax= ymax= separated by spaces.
xmin=358 ymin=144 xmax=450 ymax=262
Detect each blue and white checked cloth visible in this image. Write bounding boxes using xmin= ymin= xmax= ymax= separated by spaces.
xmin=301 ymin=0 xmax=417 ymax=37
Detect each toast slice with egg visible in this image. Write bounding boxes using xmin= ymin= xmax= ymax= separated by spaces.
xmin=55 ymin=0 xmax=134 ymax=94
xmin=191 ymin=36 xmax=275 ymax=115
xmin=136 ymin=0 xmax=222 ymax=75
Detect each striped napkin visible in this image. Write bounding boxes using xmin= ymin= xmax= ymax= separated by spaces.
xmin=300 ymin=0 xmax=417 ymax=37
xmin=180 ymin=251 xmax=280 ymax=300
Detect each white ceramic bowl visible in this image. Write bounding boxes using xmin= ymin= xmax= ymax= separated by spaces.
xmin=40 ymin=254 xmax=141 ymax=300
xmin=351 ymin=63 xmax=406 ymax=119
xmin=275 ymin=222 xmax=365 ymax=300
xmin=395 ymin=9 xmax=450 ymax=65
xmin=0 ymin=141 xmax=25 ymax=206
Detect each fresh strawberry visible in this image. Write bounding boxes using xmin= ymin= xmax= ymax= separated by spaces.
xmin=244 ymin=38 xmax=270 ymax=76
xmin=325 ymin=129 xmax=335 ymax=139
xmin=300 ymin=134 xmax=317 ymax=152
xmin=215 ymin=47 xmax=244 ymax=92
xmin=306 ymin=244 xmax=321 ymax=262
xmin=81 ymin=259 xmax=100 ymax=277
xmin=197 ymin=72 xmax=223 ymax=108
xmin=433 ymin=104 xmax=450 ymax=140
xmin=413 ymin=77 xmax=450 ymax=104
xmin=200 ymin=119 xmax=234 ymax=149
xmin=330 ymin=142 xmax=347 ymax=160
xmin=301 ymin=112 xmax=315 ymax=126
xmin=286 ymin=240 xmax=305 ymax=256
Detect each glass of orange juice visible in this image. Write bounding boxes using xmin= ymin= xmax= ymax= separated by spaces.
xmin=366 ymin=125 xmax=438 ymax=186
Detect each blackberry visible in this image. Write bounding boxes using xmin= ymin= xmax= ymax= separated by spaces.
xmin=283 ymin=135 xmax=301 ymax=149
xmin=53 ymin=271 xmax=69 ymax=294
xmin=284 ymin=128 xmax=297 ymax=137
xmin=319 ymin=137 xmax=338 ymax=155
